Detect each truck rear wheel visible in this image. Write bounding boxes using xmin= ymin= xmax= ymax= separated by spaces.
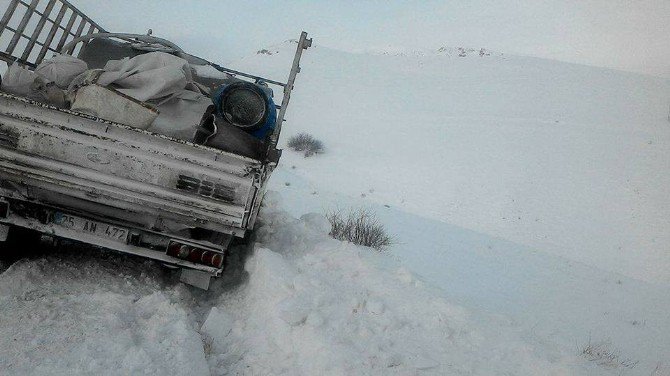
xmin=0 ymin=225 xmax=43 ymax=263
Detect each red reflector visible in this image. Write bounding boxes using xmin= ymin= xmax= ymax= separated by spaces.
xmin=166 ymin=241 xmax=224 ymax=269
xmin=201 ymin=251 xmax=214 ymax=265
xmin=166 ymin=242 xmax=180 ymax=255
xmin=198 ymin=251 xmax=224 ymax=268
xmin=211 ymin=253 xmax=224 ymax=268
xmin=166 ymin=242 xmax=193 ymax=259
xmin=186 ymin=248 xmax=203 ymax=263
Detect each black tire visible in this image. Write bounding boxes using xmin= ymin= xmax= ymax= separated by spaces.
xmin=0 ymin=226 xmax=44 ymax=263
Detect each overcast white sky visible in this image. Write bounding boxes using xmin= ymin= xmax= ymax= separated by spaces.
xmin=75 ymin=0 xmax=670 ymax=77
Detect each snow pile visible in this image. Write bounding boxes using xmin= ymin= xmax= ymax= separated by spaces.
xmin=0 ymin=195 xmax=591 ymax=375
xmin=201 ymin=193 xmax=584 ymax=375
xmin=0 ymin=254 xmax=208 ymax=375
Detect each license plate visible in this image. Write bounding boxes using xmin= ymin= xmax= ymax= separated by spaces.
xmin=53 ymin=212 xmax=128 ymax=243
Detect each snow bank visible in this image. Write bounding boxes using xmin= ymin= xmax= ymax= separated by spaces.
xmin=0 ymin=254 xmax=208 ymax=375
xmin=273 ymin=167 xmax=670 ymax=374
xmin=201 ymin=193 xmax=585 ymax=375
xmin=0 ymin=194 xmax=642 ymax=375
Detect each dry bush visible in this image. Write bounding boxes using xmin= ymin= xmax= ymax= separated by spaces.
xmin=326 ymin=209 xmax=392 ymax=251
xmin=202 ymin=337 xmax=214 ymax=356
xmin=580 ymin=339 xmax=638 ymax=370
xmin=651 ymin=362 xmax=670 ymax=376
xmin=287 ymin=133 xmax=324 ymax=157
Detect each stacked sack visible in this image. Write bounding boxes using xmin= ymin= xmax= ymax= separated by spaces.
xmin=1 ymin=54 xmax=88 ymax=108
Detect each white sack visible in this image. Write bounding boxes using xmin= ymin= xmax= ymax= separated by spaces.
xmin=35 ymin=54 xmax=88 ymax=88
xmin=147 ymin=90 xmax=212 ymax=140
xmin=1 ymin=62 xmax=39 ymax=96
xmin=71 ymin=84 xmax=158 ymax=129
xmin=97 ymin=52 xmax=195 ymax=102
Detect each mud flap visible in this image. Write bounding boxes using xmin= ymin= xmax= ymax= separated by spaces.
xmin=180 ymin=268 xmax=212 ymax=290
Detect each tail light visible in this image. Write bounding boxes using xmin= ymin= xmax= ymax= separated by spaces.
xmin=166 ymin=241 xmax=224 ymax=269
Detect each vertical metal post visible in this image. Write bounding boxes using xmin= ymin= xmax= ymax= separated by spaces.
xmin=270 ymin=31 xmax=312 ymax=150
xmin=21 ymin=0 xmax=57 ymax=61
xmin=0 ymin=0 xmax=20 ymax=39
xmin=6 ymin=0 xmax=40 ymax=55
xmin=78 ymin=22 xmax=95 ymax=51
xmin=55 ymin=10 xmax=78 ymax=51
xmin=64 ymin=16 xmax=86 ymax=54
xmin=35 ymin=2 xmax=67 ymax=63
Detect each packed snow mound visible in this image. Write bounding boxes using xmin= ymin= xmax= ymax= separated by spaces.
xmin=0 ymin=253 xmax=208 ymax=375
xmin=201 ymin=192 xmax=586 ymax=375
xmin=0 ymin=193 xmax=593 ymax=375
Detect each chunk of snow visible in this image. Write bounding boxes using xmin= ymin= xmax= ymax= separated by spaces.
xmin=299 ymin=212 xmax=331 ymax=234
xmin=201 ymin=307 xmax=233 ymax=349
xmin=277 ymin=297 xmax=310 ymax=326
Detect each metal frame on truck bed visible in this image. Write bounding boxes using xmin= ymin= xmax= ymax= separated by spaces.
xmin=0 ymin=0 xmax=311 ymax=289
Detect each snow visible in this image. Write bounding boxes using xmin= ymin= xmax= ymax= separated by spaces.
xmin=210 ymin=198 xmax=588 ymax=375
xmin=1 ymin=40 xmax=669 ymax=374
xmin=0 ymin=254 xmax=209 ymax=375
xmin=0 ymin=199 xmax=591 ymax=375
xmin=232 ymin=41 xmax=670 ymax=373
xmin=272 ymin=167 xmax=670 ymax=375
xmin=230 ymin=40 xmax=670 ymax=286
xmin=1 ymin=194 xmax=667 ymax=374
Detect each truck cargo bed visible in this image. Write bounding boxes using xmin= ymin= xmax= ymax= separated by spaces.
xmin=0 ymin=92 xmax=267 ymax=237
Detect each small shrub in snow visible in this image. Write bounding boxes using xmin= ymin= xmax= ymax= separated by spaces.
xmin=287 ymin=133 xmax=324 ymax=157
xmin=580 ymin=339 xmax=638 ymax=370
xmin=651 ymin=362 xmax=670 ymax=376
xmin=326 ymin=209 xmax=392 ymax=251
xmin=202 ymin=337 xmax=213 ymax=356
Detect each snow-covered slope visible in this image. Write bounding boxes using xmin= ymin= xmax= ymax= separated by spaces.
xmin=1 ymin=194 xmax=667 ymax=375
xmin=0 ymin=40 xmax=668 ymax=375
xmin=272 ymin=169 xmax=670 ymax=375
xmin=0 ymin=199 xmax=594 ymax=375
xmin=232 ymin=41 xmax=670 ymax=286
xmin=231 ymin=41 xmax=670 ymax=374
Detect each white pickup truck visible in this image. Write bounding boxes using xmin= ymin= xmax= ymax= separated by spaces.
xmin=0 ymin=0 xmax=311 ymax=289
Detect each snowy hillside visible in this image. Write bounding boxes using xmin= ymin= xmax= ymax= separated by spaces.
xmin=0 ymin=198 xmax=605 ymax=375
xmin=234 ymin=40 xmax=670 ymax=286
xmin=231 ymin=41 xmax=670 ymax=374
xmin=0 ymin=40 xmax=669 ymax=375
